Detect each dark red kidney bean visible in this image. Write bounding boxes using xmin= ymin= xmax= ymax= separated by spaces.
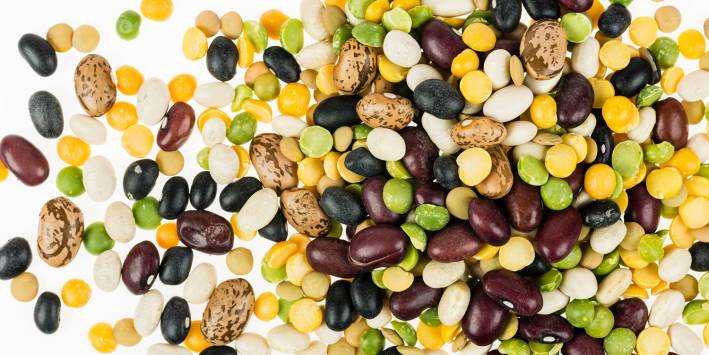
xmin=428 ymin=222 xmax=482 ymax=262
xmin=689 ymin=242 xmax=709 ymax=271
xmin=219 ymin=177 xmax=262 ymax=212
xmin=177 ymin=210 xmax=234 ymax=255
xmin=610 ymin=57 xmax=652 ymax=98
xmin=390 ymin=278 xmax=444 ymax=321
xmin=0 ymin=237 xmax=32 ymax=280
xmin=581 ymin=200 xmax=621 ymax=228
xmin=625 ymin=184 xmax=659 ymax=233
xmin=420 ymin=19 xmax=467 ymax=70
xmin=562 ymin=331 xmax=604 ymax=355
xmin=609 ymin=298 xmax=648 ymax=334
xmin=121 ymin=241 xmax=160 ymax=295
xmin=157 ymin=102 xmax=195 ymax=152
xmin=190 ymin=171 xmax=217 ymax=210
xmin=345 ymin=147 xmax=386 ymax=177
xmin=0 ymin=134 xmax=49 ymax=186
xmin=314 ymin=95 xmax=361 ymax=131
xmin=501 ymin=176 xmax=543 ymax=232
xmin=414 ymin=182 xmax=446 ymax=207
xmin=258 ymin=209 xmax=288 ymax=243
xmin=123 ymin=159 xmax=159 ymax=201
xmin=533 ymin=207 xmax=582 ymax=263
xmin=306 ymin=237 xmax=365 ymax=278
xmin=564 ymin=164 xmax=586 ymax=196
xmin=493 ymin=38 xmax=520 ymax=57
xmin=518 ymin=314 xmax=574 ymax=343
xmin=161 ymin=296 xmax=191 ymax=344
xmin=492 ymin=0 xmax=522 ymax=33
xmin=325 ymin=280 xmax=357 ymax=331
xmin=263 ymin=46 xmax=300 ymax=83
xmin=400 ymin=127 xmax=438 ymax=183
xmin=591 ymin=118 xmax=614 ymax=165
xmin=468 ymin=198 xmax=511 ymax=246
xmin=159 ymin=246 xmax=193 ymax=286
xmin=349 ymin=225 xmax=407 ymax=269
xmin=200 ymin=346 xmax=237 ymax=355
xmin=159 ymin=176 xmax=189 ymax=220
xmin=433 ymin=156 xmax=461 ymax=190
xmin=320 ymin=186 xmax=366 ymax=226
xmin=558 ymin=0 xmax=592 ymax=12
xmin=351 ymin=272 xmax=385 ymax=319
xmin=653 ymin=98 xmax=688 ymax=149
xmin=28 ymin=90 xmax=63 ymax=139
xmin=18 ymin=33 xmax=57 ymax=77
xmin=518 ymin=254 xmax=551 ymax=277
xmin=34 ymin=292 xmax=60 ymax=334
xmin=462 ymin=287 xmax=510 ymax=346
xmin=206 ymin=36 xmax=237 ymax=81
xmin=414 ymin=79 xmax=465 ymax=119
xmin=598 ymin=4 xmax=631 ymax=38
xmin=555 ymin=73 xmax=593 ymax=128
xmin=361 ymin=177 xmax=400 ymax=224
xmin=481 ymin=269 xmax=542 ymax=316
xmin=521 ymin=0 xmax=560 ymax=20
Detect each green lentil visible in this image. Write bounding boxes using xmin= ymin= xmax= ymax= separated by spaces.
xmin=414 ymin=204 xmax=450 ymax=231
xmin=231 ymin=84 xmax=253 ymax=112
xmin=638 ymin=233 xmax=664 ymax=262
xmin=538 ymin=269 xmax=562 ymax=292
xmin=348 ymin=0 xmax=375 ymax=19
xmin=298 ymin=126 xmax=333 ymax=158
xmin=612 ymin=141 xmax=644 ymax=177
xmin=353 ymin=124 xmax=373 ymax=140
xmin=391 ymin=321 xmax=417 ymax=346
xmin=540 ymin=177 xmax=573 ymax=211
xmin=352 ymin=22 xmax=386 ymax=47
xmin=636 ymin=85 xmax=663 ymax=108
xmin=132 ymin=197 xmax=161 ymax=230
xmin=382 ymin=7 xmax=412 ymax=33
xmin=333 ymin=24 xmax=353 ymax=53
xmin=398 ymin=245 xmax=419 ymax=271
xmin=419 ymin=307 xmax=441 ymax=327
xmin=682 ymin=300 xmax=709 ymax=325
xmin=603 ymin=328 xmax=636 ymax=355
xmin=279 ymin=18 xmax=304 ymax=55
xmin=409 ymin=5 xmax=434 ymax=28
xmin=197 ymin=147 xmax=210 ymax=170
xmin=261 ymin=258 xmax=287 ymax=283
xmin=383 ymin=178 xmax=413 ymax=214
xmin=360 ymin=329 xmax=385 ymax=355
xmin=401 ymin=223 xmax=427 ymax=251
xmin=227 ymin=112 xmax=258 ymax=145
xmin=243 ymin=20 xmax=268 ymax=53
xmin=517 ymin=156 xmax=549 ymax=186
xmin=253 ymin=72 xmax=280 ymax=101
xmin=56 ymin=166 xmax=85 ymax=197
xmin=649 ymin=37 xmax=680 ymax=69
xmin=83 ymin=222 xmax=115 ymax=255
xmin=644 ymin=141 xmax=675 ymax=164
xmin=584 ymin=306 xmax=614 ymax=338
xmin=566 ymin=299 xmax=596 ymax=328
xmin=552 ymin=244 xmax=582 ymax=269
xmin=499 ymin=338 xmax=531 ymax=355
xmin=560 ymin=13 xmax=593 ymax=43
xmin=386 ymin=160 xmax=413 ymax=179
xmin=372 ymin=269 xmax=386 ymax=289
xmin=593 ymin=248 xmax=621 ymax=276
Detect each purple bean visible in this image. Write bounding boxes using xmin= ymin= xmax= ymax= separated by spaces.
xmin=533 ymin=207 xmax=582 ymax=263
xmin=501 ymin=176 xmax=543 ymax=232
xmin=625 ymin=184 xmax=660 ymax=233
xmin=361 ymin=177 xmax=401 ymax=224
xmin=121 ymin=241 xmax=160 ymax=295
xmin=558 ymin=0 xmax=593 ymax=12
xmin=481 ymin=269 xmax=543 ymax=316
xmin=399 ymin=127 xmax=438 ymax=183
xmin=518 ymin=314 xmax=574 ymax=343
xmin=555 ymin=73 xmax=594 ymax=128
xmin=420 ymin=19 xmax=467 ymax=70
xmin=562 ymin=331 xmax=604 ymax=355
xmin=468 ymin=198 xmax=511 ymax=246
xmin=414 ymin=182 xmax=447 ymax=207
xmin=609 ymin=298 xmax=649 ymax=334
xmin=0 ymin=134 xmax=49 ymax=186
xmin=349 ymin=225 xmax=407 ymax=269
xmin=306 ymin=237 xmax=365 ymax=278
xmin=653 ymin=98 xmax=688 ymax=149
xmin=462 ymin=286 xmax=510 ymax=346
xmin=176 ymin=210 xmax=234 ymax=255
xmin=427 ymin=221 xmax=483 ymax=262
xmin=157 ymin=102 xmax=195 ymax=152
xmin=389 ymin=278 xmax=443 ymax=320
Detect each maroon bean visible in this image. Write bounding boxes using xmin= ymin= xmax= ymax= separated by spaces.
xmin=468 ymin=198 xmax=510 ymax=246
xmin=361 ymin=177 xmax=400 ymax=224
xmin=399 ymin=127 xmax=438 ymax=183
xmin=558 ymin=0 xmax=593 ymax=12
xmin=533 ymin=207 xmax=582 ymax=263
xmin=653 ymin=98 xmax=688 ymax=149
xmin=0 ymin=134 xmax=49 ymax=186
xmin=389 ymin=278 xmax=443 ymax=320
xmin=518 ymin=314 xmax=574 ymax=343
xmin=306 ymin=237 xmax=365 ymax=278
xmin=157 ymin=102 xmax=196 ymax=152
xmin=462 ymin=286 xmax=510 ymax=346
xmin=420 ymin=19 xmax=467 ymax=70
xmin=609 ymin=298 xmax=649 ymax=334
xmin=414 ymin=182 xmax=446 ymax=206
xmin=121 ymin=241 xmax=160 ymax=295
xmin=176 ymin=210 xmax=233 ymax=255
xmin=481 ymin=269 xmax=542 ymax=316
xmin=561 ymin=331 xmax=604 ymax=355
xmin=427 ymin=221 xmax=482 ymax=262
xmin=501 ymin=176 xmax=543 ymax=232
xmin=349 ymin=225 xmax=407 ymax=269
xmin=564 ymin=164 xmax=586 ymax=196
xmin=625 ymin=184 xmax=659 ymax=233
xmin=555 ymin=73 xmax=593 ymax=128
xmin=493 ymin=38 xmax=520 ymax=57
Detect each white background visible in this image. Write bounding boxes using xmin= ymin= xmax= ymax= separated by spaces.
xmin=0 ymin=0 xmax=707 ymax=354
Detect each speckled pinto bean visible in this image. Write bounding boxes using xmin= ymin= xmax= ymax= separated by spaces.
xmin=533 ymin=207 xmax=582 ymax=263
xmin=482 ymin=269 xmax=543 ymax=316
xmin=389 ymin=278 xmax=443 ymax=321
xmin=462 ymin=286 xmax=510 ymax=346
xmin=427 ymin=221 xmax=483 ymax=262
xmin=361 ymin=176 xmax=401 ymax=224
xmin=306 ymin=237 xmax=365 ymax=278
xmin=468 ymin=198 xmax=511 ymax=246
xmin=518 ymin=314 xmax=574 ymax=343
xmin=349 ymin=225 xmax=407 ymax=269
xmin=625 ymin=184 xmax=660 ymax=233
xmin=501 ymin=175 xmax=544 ymax=232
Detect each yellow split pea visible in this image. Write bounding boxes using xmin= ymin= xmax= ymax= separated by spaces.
xmin=456 ymin=148 xmax=492 ymax=186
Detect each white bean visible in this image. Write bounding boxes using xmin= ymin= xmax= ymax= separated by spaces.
xmin=590 ymin=220 xmax=627 ymax=254
xmin=677 ymin=69 xmax=709 ymax=101
xmin=314 ymin=323 xmax=341 ymax=345
xmin=137 ymin=78 xmax=170 ymax=125
xmin=69 ymin=114 xmax=106 ymax=145
xmin=502 ymin=121 xmax=537 ymax=146
xmin=202 ymin=118 xmax=227 ymax=147
xmin=300 ymin=0 xmax=328 ymax=41
xmin=235 ymin=333 xmax=272 ymax=355
xmin=134 ymin=290 xmax=164 ymax=336
xmin=596 ymin=268 xmax=631 ymax=306
xmin=367 ymin=127 xmax=406 ymax=161
xmin=422 ymin=260 xmax=466 ymax=288
xmin=462 ymin=101 xmax=483 ymax=115
xmin=437 ymin=281 xmax=470 ymax=326
xmin=183 ymin=263 xmax=217 ymax=304
xmin=383 ymin=30 xmax=422 ymax=68
xmin=571 ymin=37 xmax=600 ymax=78
xmin=194 ymin=82 xmax=235 ymax=108
xmin=296 ymin=42 xmax=337 ymax=70
xmin=422 ymin=0 xmax=475 ymax=17
xmin=484 ymin=49 xmax=511 ymax=90
xmin=407 ymin=64 xmax=443 ymax=91
xmin=267 ymin=324 xmax=311 ymax=353
xmin=658 ymin=248 xmax=692 ymax=283
xmin=296 ymin=341 xmax=327 ymax=355
xmin=208 ymin=143 xmax=239 ymax=184
xmin=83 ymin=156 xmax=116 ymax=202
xmin=147 ymin=344 xmax=191 ymax=355
xmin=628 ymin=107 xmax=656 ymax=143
xmin=668 ymin=323 xmax=703 ymax=355
xmin=687 ymin=133 xmax=709 ymax=162
xmin=568 ymin=113 xmax=597 ymax=136
xmin=482 ymin=85 xmax=533 ymax=123
xmin=512 ymin=142 xmax=547 ymax=162
xmin=538 ymin=289 xmax=569 ymax=315
xmin=560 ymin=268 xmax=598 ymax=299
xmin=525 ymin=72 xmax=562 ymax=94
xmin=93 ymin=250 xmax=122 ymax=292
xmin=459 ymin=342 xmax=492 ymax=355
xmin=104 ymin=201 xmax=135 ymax=243
xmin=239 ymin=188 xmax=280 ymax=232
xmin=649 ymin=289 xmax=685 ymax=328
xmin=422 ymin=113 xmax=460 ymax=154
xmin=273 ymin=115 xmax=308 ymax=137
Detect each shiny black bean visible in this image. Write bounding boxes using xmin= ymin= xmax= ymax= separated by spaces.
xmin=263 ymin=46 xmax=301 ymax=83
xmin=625 ymin=184 xmax=660 ymax=233
xmin=325 ymin=280 xmax=357 ymax=331
xmin=468 ymin=198 xmax=511 ymax=246
xmin=518 ymin=254 xmax=551 ymax=277
xmin=159 ymin=176 xmax=189 ymax=220
xmin=161 ymin=297 xmax=191 ymax=344
xmin=345 ymin=148 xmax=386 ymax=177
xmin=482 ymin=269 xmax=543 ymax=316
xmin=351 ymin=272 xmax=385 ymax=319
xmin=414 ymin=182 xmax=447 ymax=206
xmin=413 ymin=79 xmax=465 ymax=119
xmin=18 ymin=33 xmax=57 ymax=77
xmin=501 ymin=176 xmax=543 ymax=232
xmin=609 ymin=298 xmax=649 ymax=334
xmin=206 ymin=36 xmax=237 ymax=81
xmin=392 ymin=80 xmax=414 ymax=101
xmin=200 ymin=346 xmax=237 ymax=355
xmin=562 ymin=331 xmax=604 ymax=355
xmin=121 ymin=241 xmax=160 ymax=295
xmin=598 ymin=4 xmax=631 ymax=38
xmin=313 ymin=95 xmax=361 ymax=131
xmin=493 ymin=0 xmax=522 ymax=33
xmin=0 ymin=237 xmax=32 ymax=280
xmin=518 ymin=314 xmax=574 ymax=343
xmin=556 ymin=73 xmax=593 ymax=128
xmin=640 ymin=47 xmax=662 ymax=85
xmin=259 ymin=209 xmax=287 ymax=242
xmin=581 ymin=200 xmax=621 ymax=228
xmin=34 ymin=292 xmax=60 ymax=334
xmin=124 ymin=159 xmax=159 ymax=201
xmin=533 ymin=207 xmax=582 ymax=263
xmin=361 ymin=177 xmax=401 ymax=224
xmin=462 ymin=287 xmax=510 ymax=346
xmin=690 ymin=242 xmax=709 ymax=272
xmin=219 ymin=176 xmax=262 ymax=212
xmin=320 ymin=186 xmax=366 ymax=226
xmin=591 ymin=119 xmax=614 ymax=165
xmin=428 ymin=221 xmax=482 ymax=262
xmin=433 ymin=155 xmax=461 ymax=189
xmin=28 ymin=91 xmax=63 ymax=138
xmin=306 ymin=237 xmax=366 ymax=278
xmin=349 ymin=225 xmax=407 ymax=269
xmin=400 ymin=127 xmax=438 ymax=183
xmin=190 ymin=171 xmax=217 ymax=210
xmin=610 ymin=57 xmax=652 ymax=98
xmin=390 ymin=278 xmax=443 ymax=321
xmin=159 ymin=247 xmax=193 ymax=285
xmin=381 ymin=347 xmax=402 ymax=355
xmin=521 ymin=0 xmax=560 ymax=20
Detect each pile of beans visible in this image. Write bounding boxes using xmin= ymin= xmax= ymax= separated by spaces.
xmin=3 ymin=0 xmax=709 ymax=354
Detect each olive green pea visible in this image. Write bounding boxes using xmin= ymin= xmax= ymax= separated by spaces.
xmin=584 ymin=306 xmax=614 ymax=338
xmin=464 ymin=9 xmax=494 ymax=28
xmin=253 ymin=73 xmax=280 ymax=101
xmin=279 ymin=18 xmax=304 ymax=55
xmin=638 ymin=233 xmax=664 ymax=262
xmin=398 ymin=245 xmax=419 ymax=271
xmin=116 ymin=10 xmax=141 ymax=41
xmin=353 ymin=123 xmax=373 ymax=140
xmin=612 ymin=141 xmax=644 ymax=177
xmin=551 ymin=244 xmax=581 ymax=269
xmin=593 ymin=248 xmax=620 ymax=276
xmin=83 ymin=222 xmax=115 ymax=255
xmin=278 ymin=298 xmax=297 ymax=323
xmin=644 ymin=141 xmax=674 ymax=164
xmin=243 ymin=20 xmax=268 ymax=53
xmin=197 ymin=147 xmax=211 ymax=170
xmin=391 ymin=321 xmax=417 ymax=346
xmin=537 ymin=269 xmax=562 ymax=292
xmin=419 ymin=307 xmax=441 ymax=327
xmin=661 ymin=204 xmax=678 ymax=219
xmin=352 ymin=22 xmax=386 ymax=47
xmin=540 ymin=177 xmax=573 ymax=211
xmin=132 ymin=197 xmax=161 ymax=230
xmin=227 ymin=112 xmax=258 ymax=145
xmin=649 ymin=37 xmax=680 ymax=69
xmin=386 ymin=160 xmax=413 ymax=179
xmin=231 ymin=84 xmax=253 ymax=112
xmin=261 ymin=258 xmax=287 ymax=284
xmin=636 ymin=85 xmax=662 ymax=108
xmin=382 ymin=7 xmax=412 ymax=33
xmin=560 ymin=13 xmax=592 ymax=43
xmin=56 ymin=166 xmax=85 ymax=197
xmin=603 ymin=328 xmax=636 ymax=355
xmin=299 ymin=126 xmax=334 ymax=158
xmin=333 ymin=24 xmax=353 ymax=53
xmin=360 ymin=329 xmax=385 ymax=355
xmin=327 ymin=220 xmax=343 ymax=238
xmin=414 ymin=204 xmax=450 ymax=231
xmin=383 ymin=178 xmax=414 ymax=214
xmin=401 ymin=223 xmax=427 ymax=251
xmin=517 ymin=156 xmax=549 ymax=186
xmin=409 ymin=5 xmax=434 ymax=29
xmin=682 ymin=299 xmax=709 ymax=325
xmin=499 ymin=338 xmax=531 ymax=355
xmin=566 ymin=299 xmax=596 ymax=328
xmin=348 ymin=0 xmax=375 ymax=19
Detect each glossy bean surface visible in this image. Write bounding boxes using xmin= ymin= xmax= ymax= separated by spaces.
xmin=533 ymin=207 xmax=582 ymax=263
xmin=482 ymin=269 xmax=543 ymax=316
xmin=0 ymin=135 xmax=49 ymax=186
xmin=349 ymin=225 xmax=407 ymax=269
xmin=122 ymin=240 xmax=160 ymax=295
xmin=177 ymin=210 xmax=233 ymax=254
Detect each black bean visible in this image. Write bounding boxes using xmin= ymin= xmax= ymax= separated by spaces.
xmin=123 ymin=159 xmax=159 ymax=201
xmin=320 ymin=187 xmax=366 ymax=226
xmin=206 ymin=36 xmax=238 ymax=81
xmin=381 ymin=347 xmax=402 ymax=355
xmin=598 ymin=4 xmax=631 ymax=38
xmin=263 ymin=46 xmax=301 ymax=83
xmin=591 ymin=118 xmax=614 ymax=165
xmin=521 ymin=0 xmax=560 ymax=20
xmin=28 ymin=91 xmax=63 ymax=138
xmin=159 ymin=176 xmax=189 ymax=220
xmin=0 ymin=237 xmax=32 ymax=280
xmin=344 ymin=148 xmax=386 ymax=177
xmin=690 ymin=242 xmax=709 ymax=272
xmin=350 ymin=272 xmax=385 ymax=319
xmin=259 ymin=209 xmax=288 ymax=242
xmin=518 ymin=254 xmax=551 ymax=278
xmin=159 ymin=247 xmax=193 ymax=285
xmin=493 ymin=0 xmax=523 ymax=33
xmin=200 ymin=346 xmax=238 ymax=355
xmin=413 ymin=79 xmax=465 ymax=119
xmin=314 ymin=95 xmax=361 ymax=131
xmin=581 ymin=200 xmax=621 ymax=228
xmin=610 ymin=57 xmax=652 ymax=98
xmin=325 ymin=280 xmax=357 ymax=331
xmin=640 ymin=47 xmax=662 ymax=85
xmin=190 ymin=171 xmax=217 ymax=210
xmin=161 ymin=297 xmax=191 ymax=344
xmin=433 ymin=155 xmax=461 ymax=190
xmin=34 ymin=292 xmax=61 ymax=334
xmin=18 ymin=34 xmax=57 ymax=77
xmin=219 ymin=176 xmax=263 ymax=212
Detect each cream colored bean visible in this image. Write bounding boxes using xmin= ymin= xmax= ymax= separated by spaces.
xmin=649 ymin=289 xmax=685 ymax=328
xmin=590 ymin=220 xmax=627 ymax=254
xmin=502 ymin=121 xmax=536 ymax=146
xmin=687 ymin=133 xmax=709 ymax=162
xmin=366 ymin=302 xmax=392 ymax=329
xmin=367 ymin=128 xmax=406 ymax=161
xmin=422 ymin=0 xmax=475 ymax=17
xmin=568 ymin=113 xmax=597 ymax=136
xmin=235 ymin=333 xmax=273 ymax=355
xmin=93 ymin=250 xmax=122 ymax=292
xmin=202 ymin=118 xmax=227 ymax=147
xmin=273 ymin=115 xmax=308 ymax=138
xmin=268 ymin=324 xmax=311 ymax=353
xmin=104 ymin=201 xmax=136 ymax=243
xmin=315 ymin=323 xmax=342 ymax=345
xmin=668 ymin=323 xmax=703 ymax=355
xmin=677 ymin=70 xmax=709 ymax=101
xmin=137 ymin=78 xmax=170 ymax=125
xmin=300 ymin=0 xmax=328 ymax=41
xmin=297 ymin=341 xmax=327 ymax=355
xmin=482 ymin=85 xmax=533 ymax=123
xmin=538 ymin=289 xmax=569 ymax=315
xmin=628 ymin=107 xmax=656 ymax=143
xmin=296 ymin=42 xmax=337 ymax=70
xmin=69 ymin=114 xmax=106 ymax=145
xmin=194 ymin=82 xmax=235 ymax=108
xmin=208 ymin=143 xmax=239 ymax=184
xmin=560 ymin=268 xmax=598 ymax=299
xmin=422 ymin=260 xmax=466 ymax=288
xmin=238 ymin=188 xmax=280 ymax=232
xmin=421 ymin=113 xmax=460 ymax=154
xmin=571 ymin=37 xmax=600 ymax=78
xmin=663 ymin=186 xmax=688 ymax=208
xmin=460 ymin=342 xmax=492 ymax=355
xmin=658 ymin=248 xmax=692 ymax=283
xmin=438 ymin=281 xmax=470 ymax=326
xmin=524 ymin=72 xmax=562 ymax=94
xmin=483 ymin=49 xmax=511 ymax=90
xmin=183 ymin=263 xmax=217 ymax=304
xmin=383 ymin=30 xmax=422 ymax=68
xmin=512 ymin=142 xmax=547 ymax=162
xmin=462 ymin=101 xmax=483 ymax=115
xmin=134 ymin=290 xmax=164 ymax=336
xmin=407 ymin=64 xmax=443 ymax=91
xmin=572 ymin=190 xmax=594 ymax=209
xmin=83 ymin=155 xmax=116 ymax=202
xmin=147 ymin=344 xmax=191 ymax=355
xmin=596 ymin=268 xmax=632 ymax=306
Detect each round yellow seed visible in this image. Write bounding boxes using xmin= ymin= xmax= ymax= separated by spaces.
xmin=600 ymin=40 xmax=631 ymax=71
xmin=498 ymin=237 xmax=534 ymax=272
xmin=636 ymin=327 xmax=670 ymax=355
xmin=645 ymin=167 xmax=683 ymax=199
xmin=456 ymin=148 xmax=492 ymax=186
xmin=254 ymin=292 xmax=279 ymax=321
xmin=72 ymin=24 xmax=100 ymax=53
xmin=289 ymin=298 xmax=323 ymax=333
xmin=46 ymin=23 xmax=73 ymax=52
xmin=182 ymin=27 xmax=208 ymax=60
xmin=545 ymin=144 xmax=578 ymax=178
xmin=460 ymin=70 xmax=493 ymax=104
xmin=629 ymin=17 xmax=658 ymax=48
xmin=382 ymin=266 xmax=414 ymax=292
xmin=10 ymin=272 xmax=38 ymax=302
xmin=678 ymin=29 xmax=706 ymax=59
xmin=226 ymin=247 xmax=253 ymax=275
xmin=463 ymin=23 xmax=496 ymax=52
xmin=155 ymin=150 xmax=184 ymax=176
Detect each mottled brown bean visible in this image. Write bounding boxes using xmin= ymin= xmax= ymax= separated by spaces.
xmin=501 ymin=176 xmax=543 ymax=232
xmin=349 ymin=225 xmax=407 ymax=269
xmin=533 ymin=207 xmax=582 ymax=263
xmin=653 ymin=98 xmax=688 ymax=149
xmin=389 ymin=278 xmax=444 ymax=321
xmin=625 ymin=184 xmax=660 ymax=233
xmin=157 ymin=102 xmax=195 ymax=152
xmin=361 ymin=176 xmax=401 ymax=224
xmin=518 ymin=314 xmax=574 ymax=343
xmin=427 ymin=221 xmax=483 ymax=262
xmin=481 ymin=269 xmax=543 ymax=316
xmin=462 ymin=286 xmax=510 ymax=346
xmin=468 ymin=198 xmax=511 ymax=246
xmin=306 ymin=237 xmax=365 ymax=278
